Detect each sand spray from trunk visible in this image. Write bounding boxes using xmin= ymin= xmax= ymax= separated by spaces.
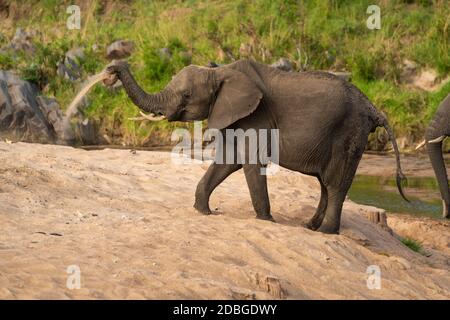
xmin=62 ymin=70 xmax=110 ymax=141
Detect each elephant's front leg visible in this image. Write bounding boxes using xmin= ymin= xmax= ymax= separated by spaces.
xmin=194 ymin=162 xmax=242 ymax=215
xmin=306 ymin=180 xmax=328 ymax=230
xmin=243 ymin=164 xmax=274 ymax=221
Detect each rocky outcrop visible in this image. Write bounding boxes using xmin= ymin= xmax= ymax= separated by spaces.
xmin=400 ymin=58 xmax=450 ymax=92
xmin=2 ymin=28 xmax=36 ymax=56
xmin=57 ymin=47 xmax=85 ymax=82
xmin=0 ymin=70 xmax=71 ymax=144
xmin=106 ymin=40 xmax=134 ymax=60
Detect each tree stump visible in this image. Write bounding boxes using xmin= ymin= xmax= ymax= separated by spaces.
xmin=368 ymin=211 xmax=393 ymax=235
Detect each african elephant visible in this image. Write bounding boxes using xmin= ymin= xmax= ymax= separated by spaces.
xmin=425 ymin=93 xmax=449 ymax=218
xmin=104 ymin=59 xmax=407 ymax=234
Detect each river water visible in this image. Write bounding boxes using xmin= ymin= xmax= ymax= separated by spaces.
xmin=350 ymin=153 xmax=449 ymax=219
xmin=348 ymin=175 xmax=442 ymax=218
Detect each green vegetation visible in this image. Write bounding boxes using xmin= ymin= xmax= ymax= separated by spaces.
xmin=0 ymin=0 xmax=448 ymax=146
xmin=401 ymin=237 xmax=423 ymax=253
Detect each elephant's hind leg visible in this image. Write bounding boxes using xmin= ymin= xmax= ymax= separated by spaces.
xmin=243 ymin=164 xmax=274 ymax=221
xmin=194 ymin=162 xmax=242 ymax=215
xmin=317 ymin=153 xmax=363 ymax=234
xmin=306 ymin=179 xmax=328 ymax=230
xmin=316 ymin=187 xmax=347 ymax=234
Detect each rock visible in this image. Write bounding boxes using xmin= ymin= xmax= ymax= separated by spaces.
xmin=57 ymin=61 xmax=80 ymax=82
xmin=0 ymin=70 xmax=69 ymax=144
xmin=65 ymin=47 xmax=85 ymax=62
xmin=36 ymin=96 xmax=70 ymax=143
xmin=75 ymin=118 xmax=97 ymax=145
xmin=158 ymin=47 xmax=172 ymax=60
xmin=9 ymin=28 xmax=36 ymax=55
xmin=403 ymin=59 xmax=417 ymax=72
xmin=399 ymin=59 xmax=447 ymax=91
xmin=12 ymin=28 xmax=31 ymax=42
xmin=412 ymin=69 xmax=439 ymax=91
xmin=57 ymin=48 xmax=84 ymax=82
xmin=271 ymin=58 xmax=293 ymax=72
xmin=106 ymin=40 xmax=134 ymax=60
xmin=400 ymin=59 xmax=418 ymax=84
xmin=328 ymin=71 xmax=351 ymax=82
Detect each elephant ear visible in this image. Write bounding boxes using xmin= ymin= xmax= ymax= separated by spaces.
xmin=208 ymin=69 xmax=263 ymax=129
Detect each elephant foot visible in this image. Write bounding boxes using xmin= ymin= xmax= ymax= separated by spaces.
xmin=306 ymin=218 xmax=322 ymax=231
xmin=193 ymin=201 xmax=212 ymax=215
xmin=256 ymin=213 xmax=275 ymax=222
xmin=317 ymin=222 xmax=340 ymax=235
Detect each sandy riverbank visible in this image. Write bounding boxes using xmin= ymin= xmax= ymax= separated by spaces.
xmin=0 ymin=142 xmax=448 ymax=299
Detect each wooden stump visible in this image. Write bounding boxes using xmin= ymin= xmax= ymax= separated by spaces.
xmin=368 ymin=211 xmax=393 ymax=235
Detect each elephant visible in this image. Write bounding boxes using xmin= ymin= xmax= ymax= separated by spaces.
xmin=425 ymin=93 xmax=449 ymax=218
xmin=104 ymin=59 xmax=407 ymax=234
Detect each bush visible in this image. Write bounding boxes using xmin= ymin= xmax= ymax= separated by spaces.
xmin=401 ymin=237 xmax=422 ymax=253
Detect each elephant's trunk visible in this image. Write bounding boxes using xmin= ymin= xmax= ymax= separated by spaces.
xmin=116 ymin=66 xmax=170 ymax=116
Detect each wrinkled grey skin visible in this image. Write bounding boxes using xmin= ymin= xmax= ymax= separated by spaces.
xmin=105 ymin=59 xmax=407 ymax=234
xmin=425 ymin=94 xmax=450 ymax=218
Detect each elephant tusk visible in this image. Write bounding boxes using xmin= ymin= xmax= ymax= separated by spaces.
xmin=443 ymin=200 xmax=449 ymax=219
xmin=128 ymin=111 xmax=165 ymax=122
xmin=415 ymin=140 xmax=426 ymax=150
xmin=428 ymin=135 xmax=446 ymax=144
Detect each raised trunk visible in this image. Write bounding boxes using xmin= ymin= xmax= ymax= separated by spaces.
xmin=117 ymin=67 xmax=165 ymax=114
xmin=426 ymin=140 xmax=449 ymax=218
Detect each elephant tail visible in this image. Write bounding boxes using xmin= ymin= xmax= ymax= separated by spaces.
xmin=377 ymin=114 xmax=409 ymax=202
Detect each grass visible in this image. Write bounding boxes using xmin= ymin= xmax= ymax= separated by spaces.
xmin=401 ymin=237 xmax=423 ymax=253
xmin=0 ymin=0 xmax=448 ymax=146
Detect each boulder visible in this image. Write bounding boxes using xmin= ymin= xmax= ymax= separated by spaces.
xmin=57 ymin=60 xmax=81 ymax=81
xmin=57 ymin=47 xmax=84 ymax=82
xmin=0 ymin=70 xmax=71 ymax=144
xmin=271 ymin=58 xmax=293 ymax=72
xmin=158 ymin=47 xmax=172 ymax=60
xmin=36 ymin=96 xmax=67 ymax=143
xmin=65 ymin=47 xmax=85 ymax=62
xmin=9 ymin=28 xmax=36 ymax=55
xmin=75 ymin=118 xmax=98 ymax=145
xmin=106 ymin=40 xmax=134 ymax=60
xmin=328 ymin=71 xmax=351 ymax=82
